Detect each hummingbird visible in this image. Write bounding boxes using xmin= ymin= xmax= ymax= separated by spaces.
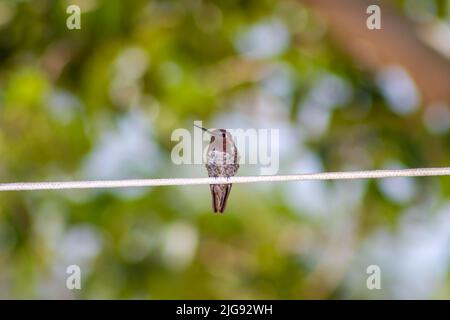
xmin=195 ymin=125 xmax=240 ymax=213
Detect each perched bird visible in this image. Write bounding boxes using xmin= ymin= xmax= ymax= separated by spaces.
xmin=195 ymin=125 xmax=240 ymax=213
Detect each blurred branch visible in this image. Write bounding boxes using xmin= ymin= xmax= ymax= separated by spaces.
xmin=302 ymin=0 xmax=450 ymax=105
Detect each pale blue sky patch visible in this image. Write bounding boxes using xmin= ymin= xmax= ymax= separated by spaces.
xmin=376 ymin=66 xmax=420 ymax=115
xmin=235 ymin=19 xmax=290 ymax=59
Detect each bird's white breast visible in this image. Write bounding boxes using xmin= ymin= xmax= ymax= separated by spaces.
xmin=207 ymin=150 xmax=236 ymax=165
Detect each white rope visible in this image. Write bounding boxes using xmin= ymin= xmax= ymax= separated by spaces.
xmin=0 ymin=167 xmax=449 ymax=191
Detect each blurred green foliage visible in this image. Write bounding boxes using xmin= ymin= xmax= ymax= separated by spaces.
xmin=0 ymin=0 xmax=449 ymax=299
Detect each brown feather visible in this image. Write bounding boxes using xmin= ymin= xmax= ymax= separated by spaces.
xmin=210 ymin=184 xmax=232 ymax=213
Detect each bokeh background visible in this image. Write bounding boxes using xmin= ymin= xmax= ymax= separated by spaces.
xmin=0 ymin=0 xmax=450 ymax=299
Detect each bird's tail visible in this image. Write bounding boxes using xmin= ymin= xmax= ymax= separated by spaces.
xmin=210 ymin=184 xmax=232 ymax=213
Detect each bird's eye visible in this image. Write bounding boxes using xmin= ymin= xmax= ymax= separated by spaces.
xmin=211 ymin=136 xmax=215 ymax=142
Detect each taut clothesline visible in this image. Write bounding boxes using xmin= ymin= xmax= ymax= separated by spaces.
xmin=0 ymin=167 xmax=449 ymax=191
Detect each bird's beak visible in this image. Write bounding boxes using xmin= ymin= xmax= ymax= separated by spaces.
xmin=194 ymin=124 xmax=212 ymax=134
